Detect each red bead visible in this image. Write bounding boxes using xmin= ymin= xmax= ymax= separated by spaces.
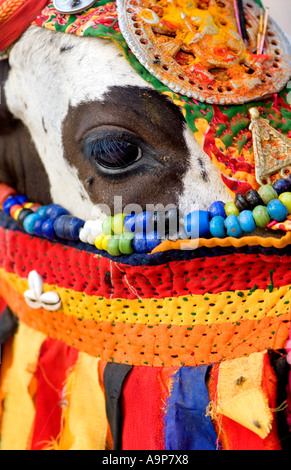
xmin=0 ymin=183 xmax=17 ymax=209
xmin=28 ymin=203 xmax=42 ymax=213
xmin=10 ymin=204 xmax=23 ymax=219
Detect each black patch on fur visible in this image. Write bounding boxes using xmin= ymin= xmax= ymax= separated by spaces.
xmin=60 ymin=45 xmax=74 ymax=53
xmin=62 ymin=86 xmax=195 ymax=211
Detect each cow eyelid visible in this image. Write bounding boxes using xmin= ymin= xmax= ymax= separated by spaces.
xmin=82 ymin=135 xmax=143 ymax=170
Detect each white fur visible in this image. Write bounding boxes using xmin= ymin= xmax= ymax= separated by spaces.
xmin=5 ymin=25 xmax=230 ymax=218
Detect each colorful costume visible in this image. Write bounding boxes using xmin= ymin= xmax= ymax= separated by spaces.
xmin=1 ymin=0 xmax=291 ymax=450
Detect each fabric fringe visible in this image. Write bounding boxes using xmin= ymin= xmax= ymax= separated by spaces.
xmin=57 ymin=353 xmax=107 ymax=450
xmin=0 ymin=322 xmax=46 ymax=450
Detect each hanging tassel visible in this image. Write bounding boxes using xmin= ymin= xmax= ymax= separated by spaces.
xmin=216 ymin=351 xmax=273 ymax=440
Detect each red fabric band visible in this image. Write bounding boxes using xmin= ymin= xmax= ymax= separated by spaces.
xmin=0 ymin=0 xmax=49 ymax=51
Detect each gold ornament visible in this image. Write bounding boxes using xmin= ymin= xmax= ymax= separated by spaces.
xmin=249 ymin=107 xmax=291 ymax=185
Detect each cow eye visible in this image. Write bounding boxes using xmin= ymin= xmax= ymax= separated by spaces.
xmin=82 ymin=134 xmax=142 ymax=170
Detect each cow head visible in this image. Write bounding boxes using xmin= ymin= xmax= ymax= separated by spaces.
xmin=1 ymin=25 xmax=232 ymax=221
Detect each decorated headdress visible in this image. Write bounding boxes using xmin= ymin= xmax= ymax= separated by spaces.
xmin=1 ymin=0 xmax=291 ymax=451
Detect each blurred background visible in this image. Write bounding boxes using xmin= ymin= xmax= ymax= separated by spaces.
xmin=263 ymin=0 xmax=291 ymax=40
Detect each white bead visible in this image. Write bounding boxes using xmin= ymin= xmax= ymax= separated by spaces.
xmin=24 ymin=289 xmax=41 ymax=309
xmin=28 ymin=270 xmax=43 ymax=298
xmin=40 ymin=291 xmax=62 ymax=311
xmin=79 ymin=227 xmax=90 ymax=243
xmin=87 ymin=229 xmax=103 ymax=245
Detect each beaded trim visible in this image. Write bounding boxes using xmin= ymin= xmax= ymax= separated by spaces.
xmin=1 ymin=175 xmax=291 ymax=257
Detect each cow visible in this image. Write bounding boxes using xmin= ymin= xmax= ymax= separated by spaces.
xmin=1 ymin=0 xmax=291 ymax=452
xmin=0 ymin=25 xmax=231 ymax=222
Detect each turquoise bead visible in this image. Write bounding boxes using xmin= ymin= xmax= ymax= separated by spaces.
xmin=209 ymin=216 xmax=226 ymax=238
xmin=224 ymin=215 xmax=243 ymax=238
xmin=267 ymin=199 xmax=288 ymax=222
xmin=37 ymin=206 xmax=49 ymax=218
xmin=23 ymin=213 xmax=39 ymax=234
xmin=238 ymin=210 xmax=256 ymax=233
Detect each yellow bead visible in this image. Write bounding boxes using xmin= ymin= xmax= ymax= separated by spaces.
xmin=13 ymin=207 xmax=23 ymax=220
xmin=101 ymin=235 xmax=112 ymax=251
xmin=94 ymin=233 xmax=105 ymax=250
xmin=23 ymin=202 xmax=34 ymax=209
xmin=224 ymin=201 xmax=240 ymax=217
xmin=112 ymin=213 xmax=126 ymax=235
xmin=279 ymin=192 xmax=291 ymax=213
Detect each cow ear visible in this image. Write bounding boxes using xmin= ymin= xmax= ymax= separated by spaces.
xmin=0 ymin=59 xmax=18 ymax=134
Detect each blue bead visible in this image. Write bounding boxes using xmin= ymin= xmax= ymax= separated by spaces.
xmin=23 ymin=213 xmax=39 ymax=234
xmin=209 ymin=201 xmax=226 ymax=219
xmin=45 ymin=204 xmax=67 ymax=219
xmin=209 ymin=216 xmax=226 ymax=238
xmin=267 ymin=199 xmax=288 ymax=221
xmin=224 ymin=215 xmax=243 ymax=238
xmin=133 ymin=232 xmax=148 ymax=253
xmin=33 ymin=217 xmax=45 ymax=237
xmin=238 ymin=210 xmax=256 ymax=233
xmin=16 ymin=195 xmax=29 ymax=205
xmin=123 ymin=214 xmax=136 ymax=233
xmin=46 ymin=204 xmax=69 ymax=219
xmin=184 ymin=210 xmax=210 ymax=238
xmin=66 ymin=217 xmax=85 ymax=241
xmin=272 ymin=178 xmax=291 ymax=195
xmin=135 ymin=211 xmax=153 ymax=233
xmin=54 ymin=215 xmax=85 ymax=241
xmin=37 ymin=206 xmax=49 ymax=218
xmin=146 ymin=231 xmax=162 ymax=252
xmin=41 ymin=219 xmax=56 ymax=239
xmin=3 ymin=196 xmax=21 ymax=215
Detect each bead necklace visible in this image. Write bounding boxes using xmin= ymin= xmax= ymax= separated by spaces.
xmin=1 ymin=176 xmax=291 ymax=257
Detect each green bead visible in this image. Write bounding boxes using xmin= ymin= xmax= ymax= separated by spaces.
xmin=258 ymin=185 xmax=278 ymax=204
xmin=107 ymin=236 xmax=121 ymax=256
xmin=102 ymin=216 xmax=113 ymax=235
xmin=112 ymin=213 xmax=126 ymax=235
xmin=278 ymin=192 xmax=291 ymax=213
xmin=224 ymin=201 xmax=239 ymax=216
xmin=252 ymin=205 xmax=270 ymax=228
xmin=119 ymin=232 xmax=135 ymax=255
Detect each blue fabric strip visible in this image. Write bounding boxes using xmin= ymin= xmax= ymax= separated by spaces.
xmin=165 ymin=366 xmax=218 ymax=450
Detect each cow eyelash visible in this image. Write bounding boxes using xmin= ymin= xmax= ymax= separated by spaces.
xmin=82 ymin=135 xmax=142 ymax=171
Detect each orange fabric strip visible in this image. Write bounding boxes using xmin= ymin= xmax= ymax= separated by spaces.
xmin=0 ymin=272 xmax=289 ymax=367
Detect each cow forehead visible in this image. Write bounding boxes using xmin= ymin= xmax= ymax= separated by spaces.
xmin=7 ymin=25 xmax=153 ymax=118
